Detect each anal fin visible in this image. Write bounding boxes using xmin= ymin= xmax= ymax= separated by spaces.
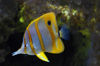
xmin=49 ymin=38 xmax=64 ymax=54
xmin=36 ymin=52 xmax=49 ymax=62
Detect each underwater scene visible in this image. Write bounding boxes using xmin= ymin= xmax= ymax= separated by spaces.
xmin=0 ymin=0 xmax=100 ymax=66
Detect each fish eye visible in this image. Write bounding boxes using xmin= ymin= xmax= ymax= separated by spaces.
xmin=47 ymin=21 xmax=51 ymax=26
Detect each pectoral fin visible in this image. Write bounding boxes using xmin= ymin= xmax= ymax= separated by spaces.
xmin=36 ymin=52 xmax=49 ymax=62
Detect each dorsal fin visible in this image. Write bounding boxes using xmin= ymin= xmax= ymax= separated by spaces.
xmin=49 ymin=38 xmax=64 ymax=54
xmin=36 ymin=52 xmax=50 ymax=62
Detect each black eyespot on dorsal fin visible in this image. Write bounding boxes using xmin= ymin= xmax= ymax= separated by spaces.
xmin=47 ymin=21 xmax=51 ymax=25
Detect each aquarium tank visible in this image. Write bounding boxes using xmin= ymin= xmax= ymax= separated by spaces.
xmin=0 ymin=0 xmax=100 ymax=66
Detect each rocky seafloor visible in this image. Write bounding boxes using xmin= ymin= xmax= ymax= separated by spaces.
xmin=0 ymin=0 xmax=100 ymax=66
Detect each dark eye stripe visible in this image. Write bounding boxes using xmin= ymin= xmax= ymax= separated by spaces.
xmin=24 ymin=35 xmax=27 ymax=53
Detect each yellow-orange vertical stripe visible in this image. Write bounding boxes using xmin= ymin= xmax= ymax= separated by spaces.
xmin=46 ymin=25 xmax=55 ymax=46
xmin=45 ymin=22 xmax=56 ymax=53
xmin=27 ymin=29 xmax=36 ymax=55
xmin=35 ymin=21 xmax=45 ymax=51
xmin=24 ymin=35 xmax=27 ymax=53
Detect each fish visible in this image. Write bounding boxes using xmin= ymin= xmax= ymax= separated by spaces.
xmin=12 ymin=12 xmax=69 ymax=62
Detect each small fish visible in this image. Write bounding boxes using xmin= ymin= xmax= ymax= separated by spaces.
xmin=12 ymin=12 xmax=69 ymax=62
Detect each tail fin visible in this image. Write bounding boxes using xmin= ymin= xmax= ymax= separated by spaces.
xmin=59 ymin=24 xmax=70 ymax=40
